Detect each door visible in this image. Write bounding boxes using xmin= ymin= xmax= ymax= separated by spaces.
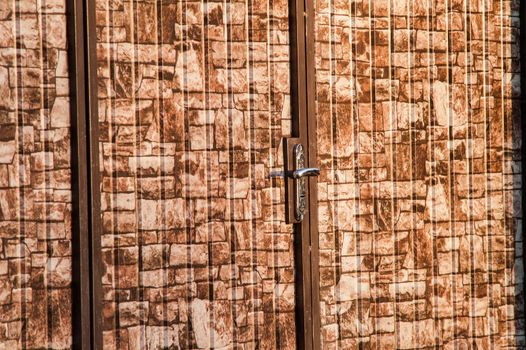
xmin=313 ymin=0 xmax=525 ymax=348
xmin=93 ymin=0 xmax=299 ymax=348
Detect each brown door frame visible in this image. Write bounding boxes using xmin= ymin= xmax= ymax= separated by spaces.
xmin=67 ymin=0 xmax=321 ymax=348
xmin=67 ymin=0 xmax=102 ymax=348
xmin=289 ymin=0 xmax=320 ymax=348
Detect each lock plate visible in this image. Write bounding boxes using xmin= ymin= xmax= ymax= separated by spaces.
xmin=284 ymin=138 xmax=301 ymax=223
xmin=283 ymin=138 xmax=312 ymax=224
xmin=294 ymin=144 xmax=307 ymax=221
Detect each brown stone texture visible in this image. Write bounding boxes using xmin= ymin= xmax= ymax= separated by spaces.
xmin=0 ymin=0 xmax=73 ymax=349
xmin=315 ymin=0 xmax=525 ymax=348
xmin=95 ymin=0 xmax=296 ymax=348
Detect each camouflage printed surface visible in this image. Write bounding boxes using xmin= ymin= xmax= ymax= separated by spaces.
xmin=0 ymin=0 xmax=73 ymax=348
xmin=315 ymin=0 xmax=525 ymax=348
xmin=95 ymin=0 xmax=296 ymax=348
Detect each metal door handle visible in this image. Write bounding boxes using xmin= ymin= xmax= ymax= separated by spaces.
xmin=283 ymin=140 xmax=321 ymax=223
xmin=292 ymin=167 xmax=320 ymax=179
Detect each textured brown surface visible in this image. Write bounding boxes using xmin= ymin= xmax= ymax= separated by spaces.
xmin=94 ymin=0 xmax=296 ymax=348
xmin=0 ymin=0 xmax=73 ymax=349
xmin=1 ymin=0 xmax=525 ymax=349
xmin=315 ymin=0 xmax=525 ymax=348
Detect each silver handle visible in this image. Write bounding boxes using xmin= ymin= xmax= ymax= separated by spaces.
xmin=292 ymin=167 xmax=320 ymax=179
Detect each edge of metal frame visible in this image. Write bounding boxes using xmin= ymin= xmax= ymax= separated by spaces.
xmin=67 ymin=0 xmax=102 ymax=348
xmin=304 ymin=0 xmax=321 ymax=346
xmin=289 ymin=0 xmax=320 ymax=348
xmin=520 ymin=0 xmax=526 ymax=338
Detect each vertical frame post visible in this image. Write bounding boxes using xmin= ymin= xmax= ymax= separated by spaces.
xmin=67 ymin=0 xmax=102 ymax=348
xmin=289 ymin=0 xmax=320 ymax=348
xmin=304 ymin=0 xmax=321 ymax=346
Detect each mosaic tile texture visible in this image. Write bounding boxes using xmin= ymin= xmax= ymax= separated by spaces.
xmin=315 ymin=0 xmax=525 ymax=348
xmin=0 ymin=0 xmax=73 ymax=349
xmin=95 ymin=0 xmax=296 ymax=348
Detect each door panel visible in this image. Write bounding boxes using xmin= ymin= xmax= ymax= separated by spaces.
xmin=0 ymin=2 xmax=73 ymax=348
xmin=314 ymin=0 xmax=524 ymax=348
xmin=94 ymin=0 xmax=296 ymax=348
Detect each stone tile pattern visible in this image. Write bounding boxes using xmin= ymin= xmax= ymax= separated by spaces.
xmin=315 ymin=0 xmax=524 ymax=348
xmin=95 ymin=0 xmax=295 ymax=348
xmin=0 ymin=0 xmax=73 ymax=349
